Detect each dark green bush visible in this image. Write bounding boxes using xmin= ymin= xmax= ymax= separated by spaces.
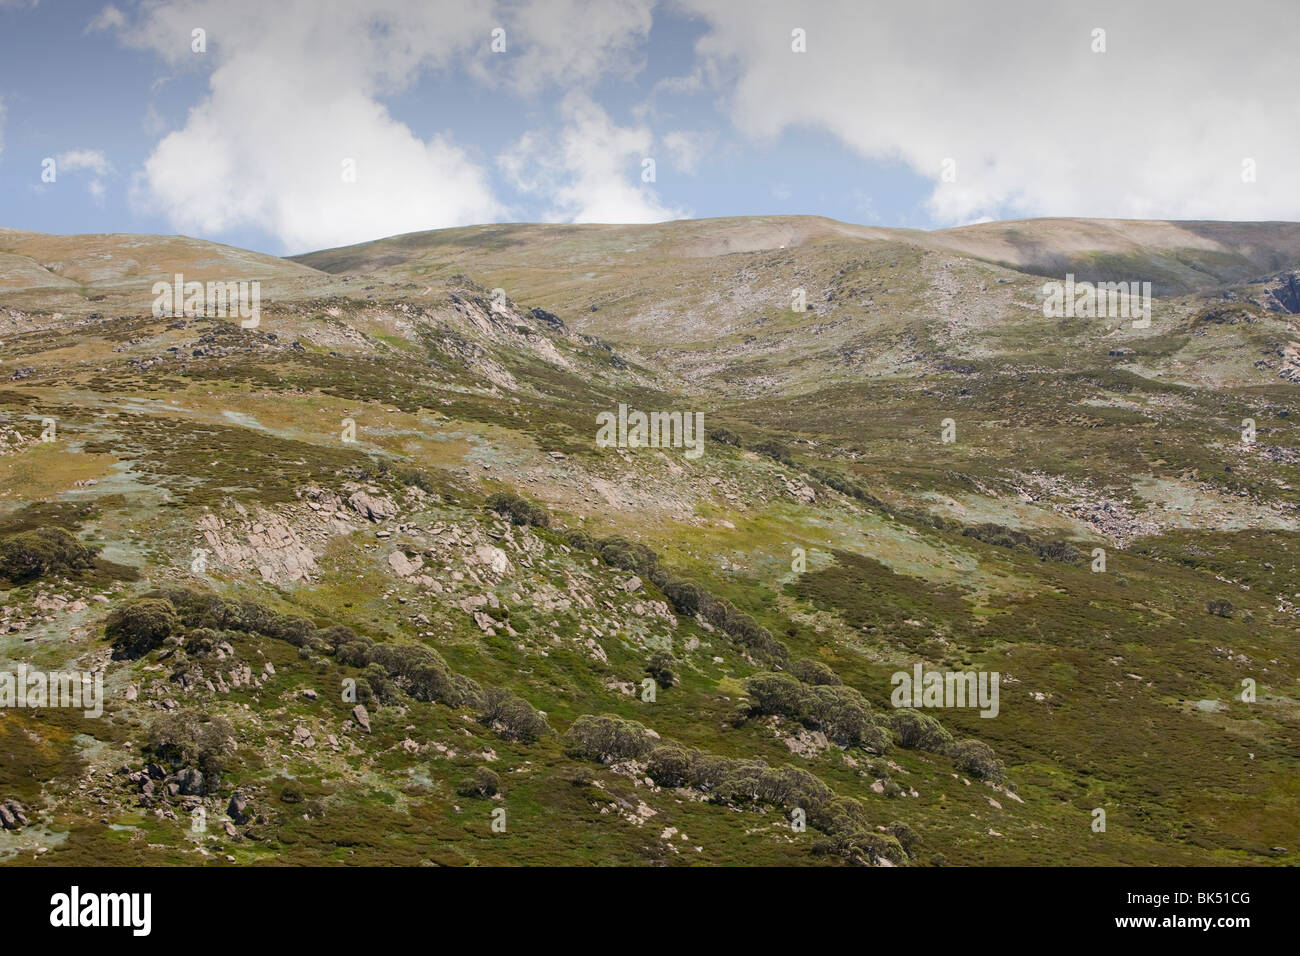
xmin=478 ymin=686 xmax=549 ymax=742
xmin=0 ymin=526 xmax=97 ymax=582
xmin=485 ymin=491 xmax=550 ymax=528
xmin=1206 ymin=598 xmax=1234 ymax=618
xmin=562 ymin=529 xmax=594 ymax=551
xmin=367 ymin=642 xmax=479 ymax=706
xmin=107 ymin=597 xmax=180 ymax=658
xmin=456 ymin=767 xmax=500 ymax=798
xmin=645 ymin=651 xmax=675 ymax=689
xmin=885 ymin=821 xmax=922 ymax=859
xmin=747 ymin=673 xmax=889 ymax=749
xmin=746 ymin=672 xmax=806 ymax=719
xmin=361 ymin=663 xmax=399 ymax=704
xmin=946 ymin=738 xmax=1006 ymax=783
xmin=645 ymin=745 xmax=693 ymax=788
xmin=595 ymin=536 xmax=658 ymax=575
xmin=184 ymin=627 xmax=221 ymax=657
xmin=804 ymin=685 xmax=889 ymax=750
xmin=391 ymin=465 xmax=438 ymax=495
xmin=146 ymin=710 xmax=236 ymax=787
xmin=790 ymin=658 xmax=842 ymax=686
xmin=684 ymin=752 xmax=733 ymax=792
xmin=563 ymin=714 xmax=656 ymax=763
xmin=659 ymin=578 xmax=703 ymax=616
xmin=752 ymin=440 xmax=795 ymax=466
xmin=888 ymin=710 xmax=954 ymax=751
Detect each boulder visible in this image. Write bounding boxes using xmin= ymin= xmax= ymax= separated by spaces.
xmin=352 ymin=703 xmax=372 ymax=734
xmin=348 ymin=491 xmax=397 ymax=522
xmin=228 ymin=791 xmax=250 ymax=824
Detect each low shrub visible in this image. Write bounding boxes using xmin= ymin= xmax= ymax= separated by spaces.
xmin=645 ymin=745 xmax=693 ymax=788
xmin=1206 ymin=598 xmax=1234 ymax=618
xmin=746 ymin=673 xmax=890 ymax=749
xmin=563 ymin=714 xmax=656 ymax=763
xmin=645 ymin=651 xmax=675 ymax=689
xmin=456 ymin=767 xmax=500 ymax=798
xmin=888 ymin=710 xmax=954 ymax=751
xmin=107 ymin=597 xmax=180 ymax=658
xmin=478 ymin=686 xmax=550 ymax=742
xmin=146 ymin=710 xmax=236 ymax=787
xmin=790 ymin=658 xmax=842 ymax=686
xmin=946 ymin=738 xmax=1006 ymax=783
xmin=0 ymin=526 xmax=97 ymax=583
xmin=485 ymin=491 xmax=550 ymax=528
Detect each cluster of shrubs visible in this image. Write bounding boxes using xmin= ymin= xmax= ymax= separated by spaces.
xmin=944 ymin=737 xmax=1006 ymax=784
xmin=106 ymin=598 xmax=180 ymax=658
xmin=106 ymin=589 xmax=550 ymax=743
xmin=485 ymin=491 xmax=550 ymax=528
xmin=744 ymin=672 xmax=891 ymax=750
xmin=0 ymin=526 xmax=98 ymax=583
xmin=1206 ymin=598 xmax=1234 ymax=618
xmin=887 ymin=710 xmax=1005 ymax=783
xmin=742 ymin=670 xmax=1006 ymax=781
xmin=887 ymin=710 xmax=953 ymax=750
xmin=347 ymin=458 xmax=441 ymax=497
xmin=789 ymin=658 xmax=841 ymax=686
xmin=952 ymin=522 xmax=1082 ymax=564
xmin=390 ymin=465 xmax=440 ymax=496
xmin=477 ymin=686 xmax=551 ymax=743
xmin=482 ymin=484 xmax=788 ymax=665
xmin=805 ymin=465 xmax=890 ymax=511
xmin=563 ymin=714 xmax=658 ymax=762
xmin=562 ymin=530 xmax=789 ymax=666
xmin=751 ymin=439 xmax=798 ymax=468
xmin=562 ymin=713 xmax=908 ymax=865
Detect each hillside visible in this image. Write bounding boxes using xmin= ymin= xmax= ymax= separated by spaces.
xmin=0 ymin=217 xmax=1297 ymax=867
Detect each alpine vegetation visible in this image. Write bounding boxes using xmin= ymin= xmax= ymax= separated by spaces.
xmin=596 ymin=404 xmax=705 ymax=459
xmin=0 ymin=664 xmax=104 ymax=718
xmin=152 ymin=273 xmax=261 ymax=328
xmin=891 ymin=665 xmax=1000 ymax=718
xmin=1041 ymin=273 xmax=1152 ymax=328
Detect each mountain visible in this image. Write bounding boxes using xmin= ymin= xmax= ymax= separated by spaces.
xmin=0 ymin=217 xmax=1297 ymax=867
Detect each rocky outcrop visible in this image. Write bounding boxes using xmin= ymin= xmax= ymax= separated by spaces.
xmin=197 ymin=508 xmax=317 ymax=583
xmin=348 ymin=489 xmax=397 ymax=522
xmin=1266 ymin=271 xmax=1300 ymax=313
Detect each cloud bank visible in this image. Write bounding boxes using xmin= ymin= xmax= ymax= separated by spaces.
xmin=680 ymin=0 xmax=1300 ymax=223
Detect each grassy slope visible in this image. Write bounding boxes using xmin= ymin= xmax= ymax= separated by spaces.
xmin=1 ymin=220 xmax=1297 ymax=866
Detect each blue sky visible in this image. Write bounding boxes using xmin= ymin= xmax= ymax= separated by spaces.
xmin=0 ymin=0 xmax=1295 ymax=255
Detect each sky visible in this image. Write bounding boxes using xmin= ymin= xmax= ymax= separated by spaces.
xmin=0 ymin=0 xmax=1297 ymax=256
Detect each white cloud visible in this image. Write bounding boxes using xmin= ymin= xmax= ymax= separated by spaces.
xmin=500 ymin=92 xmax=687 ymax=223
xmin=487 ymin=0 xmax=656 ymax=94
xmin=55 ymin=148 xmax=112 ymax=202
xmin=56 ymin=149 xmax=110 ymax=176
xmin=90 ymin=0 xmax=677 ymax=246
xmin=661 ymin=129 xmax=714 ymax=174
xmin=106 ymin=0 xmax=508 ymax=251
xmin=0 ymin=97 xmax=6 ymax=158
xmin=85 ymin=4 xmax=125 ymax=34
xmin=679 ymin=0 xmax=1300 ymax=223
